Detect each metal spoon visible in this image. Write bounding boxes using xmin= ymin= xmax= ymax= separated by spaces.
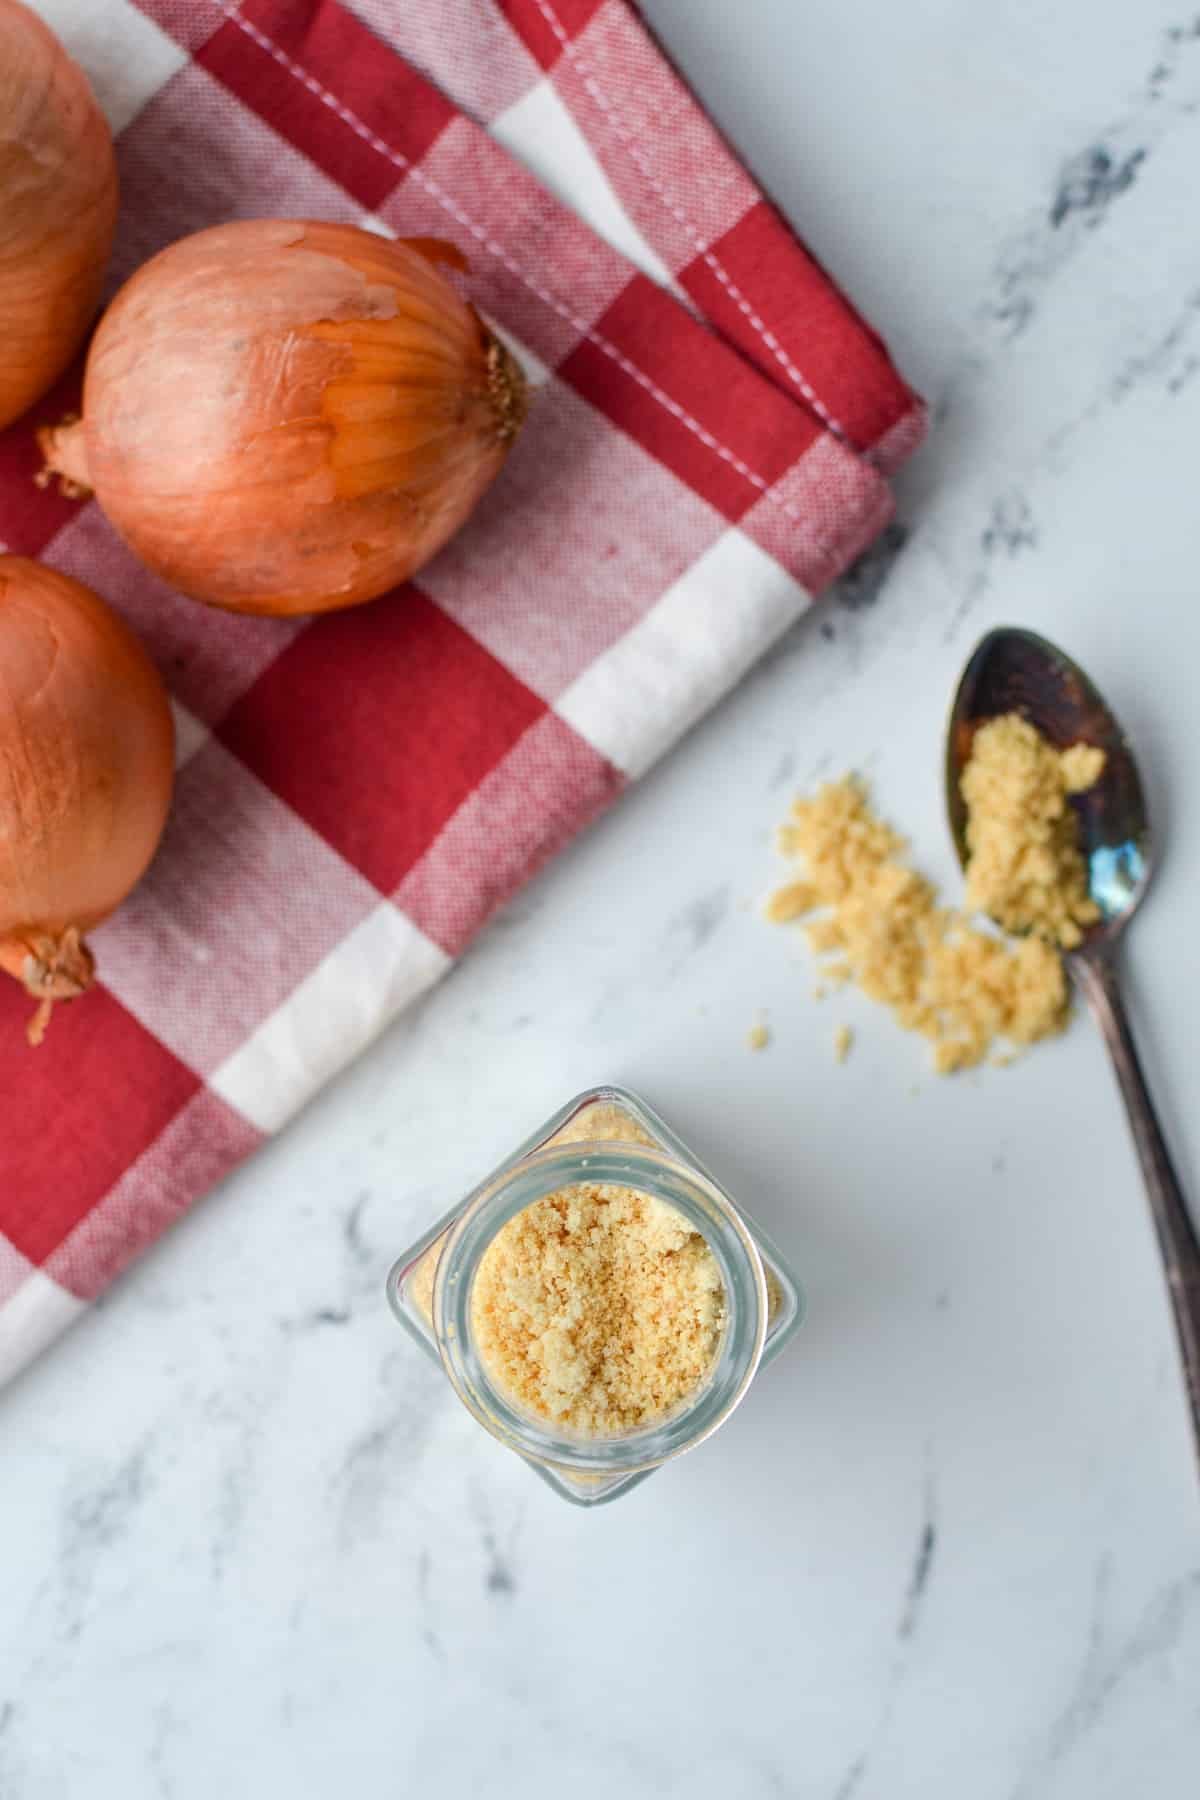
xmin=947 ymin=626 xmax=1200 ymax=1460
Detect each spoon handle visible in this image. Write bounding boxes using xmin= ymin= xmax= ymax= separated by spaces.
xmin=1073 ymin=949 xmax=1200 ymax=1453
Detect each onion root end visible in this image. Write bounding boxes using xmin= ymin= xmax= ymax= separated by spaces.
xmin=2 ymin=926 xmax=97 ymax=1045
xmin=36 ymin=415 xmax=93 ymax=499
xmin=485 ymin=335 xmax=528 ymax=446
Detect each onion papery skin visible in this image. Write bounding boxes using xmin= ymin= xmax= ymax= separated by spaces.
xmin=0 ymin=557 xmax=174 ymax=1042
xmin=43 ymin=220 xmax=528 ymax=617
xmin=0 ymin=0 xmax=118 ymax=430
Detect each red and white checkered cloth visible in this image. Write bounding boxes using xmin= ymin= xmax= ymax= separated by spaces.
xmin=0 ymin=0 xmax=924 ymax=1384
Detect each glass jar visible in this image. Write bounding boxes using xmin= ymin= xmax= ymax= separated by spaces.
xmin=386 ymin=1085 xmax=804 ymax=1506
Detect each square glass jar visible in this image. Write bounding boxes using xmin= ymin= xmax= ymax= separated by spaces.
xmin=386 ymin=1085 xmax=804 ymax=1506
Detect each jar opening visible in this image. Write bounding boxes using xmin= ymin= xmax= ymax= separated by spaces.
xmin=432 ymin=1142 xmax=769 ymax=1475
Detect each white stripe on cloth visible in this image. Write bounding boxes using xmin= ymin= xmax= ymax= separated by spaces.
xmin=555 ymin=525 xmax=810 ymax=779
xmin=0 ymin=1271 xmax=87 ymax=1388
xmin=490 ymin=77 xmax=679 ymax=296
xmin=169 ymin=700 xmax=209 ymax=771
xmin=31 ymin=0 xmax=187 ymax=133
xmin=209 ymin=903 xmax=451 ymax=1134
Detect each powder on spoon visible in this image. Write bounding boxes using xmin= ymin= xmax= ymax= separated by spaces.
xmin=962 ymin=713 xmax=1104 ymax=948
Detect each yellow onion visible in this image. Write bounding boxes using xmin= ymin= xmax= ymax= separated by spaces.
xmin=0 ymin=0 xmax=118 ymax=429
xmin=0 ymin=557 xmax=174 ymax=1044
xmin=40 ymin=220 xmax=528 ymax=616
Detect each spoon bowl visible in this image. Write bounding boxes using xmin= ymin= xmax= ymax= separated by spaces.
xmin=946 ymin=626 xmax=1200 ymax=1476
xmin=946 ymin=626 xmax=1152 ymax=943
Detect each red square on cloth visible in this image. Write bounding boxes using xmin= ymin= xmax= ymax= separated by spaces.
xmin=0 ymin=362 xmax=87 ymax=557
xmin=0 ymin=984 xmax=199 ymax=1268
xmin=43 ymin=1090 xmax=263 ymax=1302
xmin=198 ymin=0 xmax=457 ymax=210
xmin=497 ymin=0 xmax=610 ymax=71
xmin=679 ymin=199 xmax=918 ymax=462
xmin=396 ymin=711 xmax=623 ymax=955
xmin=217 ymin=589 xmax=549 ymax=895
xmin=560 ymin=273 xmax=823 ymax=523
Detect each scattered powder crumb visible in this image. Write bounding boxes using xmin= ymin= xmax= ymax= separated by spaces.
xmin=765 ymin=880 xmax=818 ymax=923
xmin=962 ymin=714 xmax=1105 ymax=948
xmin=833 ymin=1024 xmax=854 ymax=1064
xmin=763 ymin=746 xmax=1095 ymax=1072
xmin=747 ymin=1022 xmax=771 ymax=1052
xmin=471 ymin=1183 xmax=725 ymax=1436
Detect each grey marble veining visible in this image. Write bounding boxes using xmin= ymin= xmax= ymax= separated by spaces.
xmin=4 ymin=1 xmax=1200 ymax=1796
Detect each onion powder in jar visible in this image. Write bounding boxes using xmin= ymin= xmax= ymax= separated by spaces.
xmin=386 ymin=1086 xmax=803 ymax=1506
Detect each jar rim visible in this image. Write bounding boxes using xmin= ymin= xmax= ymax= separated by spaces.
xmin=431 ymin=1140 xmax=769 ymax=1474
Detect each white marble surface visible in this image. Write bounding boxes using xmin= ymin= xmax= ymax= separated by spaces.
xmin=4 ymin=1 xmax=1200 ymax=1795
